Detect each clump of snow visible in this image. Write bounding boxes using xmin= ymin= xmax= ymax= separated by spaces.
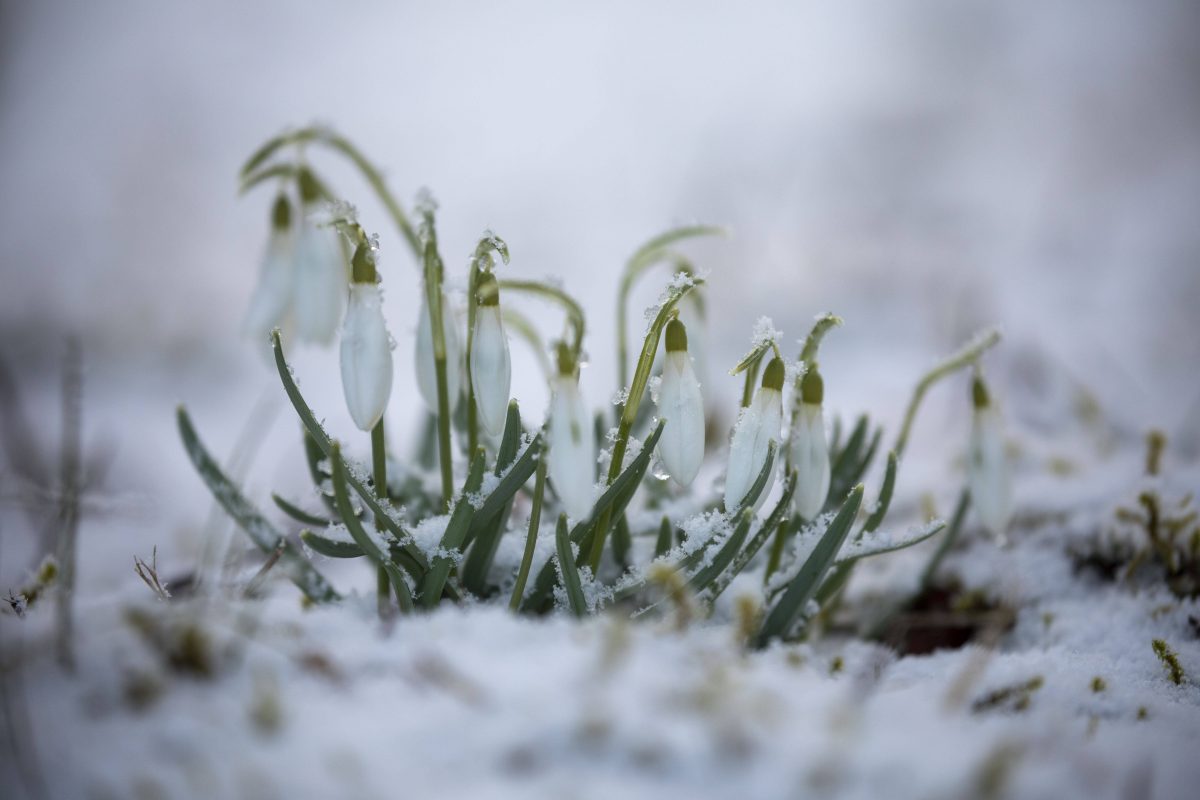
xmin=409 ymin=514 xmax=452 ymax=559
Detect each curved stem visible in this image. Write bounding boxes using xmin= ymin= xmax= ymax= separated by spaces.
xmin=586 ymin=277 xmax=702 ymax=570
xmin=421 ymin=212 xmax=455 ymax=510
xmin=510 ymin=455 xmax=548 ymax=611
xmin=371 ymin=419 xmax=391 ymax=616
xmin=616 ymin=224 xmax=724 ymax=388
xmin=241 ymin=126 xmax=421 ymax=259
xmin=497 ymin=279 xmax=587 ymax=359
xmin=894 ymin=329 xmax=1001 ymax=459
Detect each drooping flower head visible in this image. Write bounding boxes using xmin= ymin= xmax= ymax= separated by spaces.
xmin=547 ymin=342 xmax=596 ymax=521
xmin=790 ymin=364 xmax=831 ymax=520
xmin=339 ymin=235 xmax=393 ymax=432
xmin=292 ymin=168 xmax=348 ymax=344
xmin=968 ymin=374 xmax=1012 ymax=542
xmin=725 ymin=356 xmax=784 ymax=512
xmin=470 ymin=270 xmax=512 ymax=437
xmin=242 ymin=192 xmax=295 ymax=342
xmin=656 ymin=317 xmax=705 ymax=487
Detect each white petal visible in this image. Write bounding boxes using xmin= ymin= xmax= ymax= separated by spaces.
xmin=470 ymin=306 xmax=512 ymax=436
xmin=339 ymin=284 xmax=393 ymax=431
xmin=656 ymin=351 xmax=705 ymax=486
xmin=415 ymin=292 xmax=462 ymax=413
xmin=548 ymin=377 xmax=596 ymax=520
xmin=292 ymin=224 xmax=346 ymax=344
xmin=968 ymin=406 xmax=1012 ymax=540
xmin=242 ymin=230 xmax=294 ymax=339
xmin=790 ymin=402 xmax=831 ymax=519
xmin=724 ymin=387 xmax=781 ymax=512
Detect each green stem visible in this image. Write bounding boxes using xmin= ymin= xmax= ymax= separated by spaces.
xmin=616 ymin=224 xmax=723 ymax=389
xmin=510 ymin=455 xmax=548 ymax=611
xmin=421 ymin=212 xmax=455 ymax=511
xmin=894 ymin=329 xmax=1001 ymax=459
xmin=371 ymin=419 xmax=390 ymax=616
xmin=587 ymin=279 xmax=701 ymax=570
xmin=241 ymin=126 xmax=421 ymax=258
xmin=497 ymin=279 xmax=587 ymax=360
xmin=465 ymin=261 xmax=480 ymax=455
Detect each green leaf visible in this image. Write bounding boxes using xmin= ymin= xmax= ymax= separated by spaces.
xmin=330 ymin=443 xmax=413 ymax=611
xmin=707 ymin=470 xmax=798 ymax=602
xmin=177 ymin=407 xmax=339 ymax=604
xmin=654 ymin=516 xmax=674 ymax=559
xmin=755 ymin=484 xmax=864 ymax=648
xmin=861 ymin=450 xmax=898 ymax=534
xmin=300 ymin=530 xmax=364 ymax=559
xmin=521 ymin=420 xmax=665 ymax=613
xmin=687 ymin=509 xmax=753 ymax=593
xmin=832 ymin=520 xmax=945 ymax=567
xmin=273 ymin=494 xmax=331 ymax=527
xmin=462 ymin=401 xmax=529 ymax=593
xmin=271 ymin=331 xmax=432 ymax=579
xmin=419 ymin=449 xmax=488 ymax=607
xmin=554 ymin=514 xmax=588 ymax=617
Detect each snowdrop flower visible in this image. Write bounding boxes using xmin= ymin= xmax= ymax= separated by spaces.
xmin=415 ymin=285 xmax=463 ymax=413
xmin=470 ymin=272 xmax=511 ymax=436
xmin=678 ymin=293 xmax=710 ymax=399
xmin=291 ymin=171 xmax=348 ymax=344
xmin=548 ymin=344 xmax=596 ymax=520
xmin=790 ymin=365 xmax=831 ymax=519
xmin=339 ymin=242 xmax=393 ymax=431
xmin=655 ymin=318 xmax=705 ymax=487
xmin=724 ymin=356 xmax=784 ymax=512
xmin=968 ymin=375 xmax=1012 ymax=542
xmin=242 ymin=193 xmax=294 ymax=340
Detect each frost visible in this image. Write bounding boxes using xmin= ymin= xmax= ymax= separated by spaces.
xmin=750 ymin=316 xmax=781 ymax=348
xmin=409 ymin=514 xmax=452 ymax=559
xmin=611 ymin=387 xmax=630 ymax=406
xmin=648 ymin=374 xmax=662 ymax=404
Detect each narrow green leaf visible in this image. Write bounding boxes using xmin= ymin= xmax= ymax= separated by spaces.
xmin=300 ymin=530 xmax=363 ymax=558
xmin=862 ymin=450 xmax=898 ymax=534
xmin=654 ymin=516 xmax=673 ymax=559
xmin=419 ymin=449 xmax=487 ymax=607
xmin=521 ymin=420 xmax=665 ymax=612
xmin=177 ymin=407 xmax=339 ymax=603
xmin=687 ymin=510 xmax=753 ymax=593
xmin=554 ymin=514 xmax=588 ymax=617
xmin=271 ymin=331 xmax=431 ymax=577
xmin=708 ymin=470 xmax=798 ymax=602
xmin=273 ymin=494 xmax=331 ymax=527
xmin=330 ymin=443 xmax=413 ymax=610
xmin=463 ymin=402 xmax=532 ymax=593
xmin=755 ymin=484 xmax=864 ymax=648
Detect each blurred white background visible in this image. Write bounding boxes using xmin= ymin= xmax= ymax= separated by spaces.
xmin=2 ymin=0 xmax=1198 ymax=586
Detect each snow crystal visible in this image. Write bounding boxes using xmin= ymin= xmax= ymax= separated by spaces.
xmin=409 ymin=514 xmax=452 ymax=559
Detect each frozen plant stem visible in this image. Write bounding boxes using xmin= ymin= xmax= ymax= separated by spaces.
xmin=510 ymin=455 xmax=548 ymax=611
xmin=615 ymin=225 xmax=724 ymax=389
xmin=893 ymin=329 xmax=1001 ymax=459
xmin=421 ymin=210 xmax=455 ymax=510
xmin=371 ymin=419 xmax=390 ymax=616
xmin=588 ymin=278 xmax=701 ymax=570
xmin=55 ymin=338 xmax=82 ymax=670
xmin=241 ymin=126 xmax=421 ymax=258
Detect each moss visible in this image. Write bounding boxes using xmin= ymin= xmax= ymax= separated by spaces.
xmin=829 ymin=656 xmax=844 ymax=675
xmin=971 ymin=676 xmax=1044 ymax=714
xmin=1151 ymin=639 xmax=1185 ymax=685
xmin=1090 ymin=676 xmax=1107 ymax=693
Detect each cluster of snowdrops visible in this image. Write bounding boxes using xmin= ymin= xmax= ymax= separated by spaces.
xmin=178 ymin=126 xmax=1011 ymax=648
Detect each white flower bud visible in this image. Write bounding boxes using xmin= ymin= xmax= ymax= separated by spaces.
xmin=242 ymin=194 xmax=295 ymax=340
xmin=292 ymin=220 xmax=347 ymax=344
xmin=790 ymin=367 xmax=831 ymax=519
xmin=968 ymin=376 xmax=1012 ymax=541
xmin=415 ymin=289 xmax=462 ymax=413
xmin=548 ymin=350 xmax=596 ymax=521
xmin=339 ymin=282 xmax=393 ymax=432
xmin=724 ymin=357 xmax=784 ymax=512
xmin=656 ymin=319 xmax=705 ymax=487
xmin=469 ymin=275 xmax=511 ymax=437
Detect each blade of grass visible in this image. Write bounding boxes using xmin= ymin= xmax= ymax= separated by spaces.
xmin=754 ymin=484 xmax=864 ymax=648
xmin=178 ymin=407 xmax=339 ymax=603
xmin=419 ymin=449 xmax=487 ymax=607
xmin=273 ymin=494 xmax=331 ymax=527
xmin=555 ymin=514 xmax=588 ymax=617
